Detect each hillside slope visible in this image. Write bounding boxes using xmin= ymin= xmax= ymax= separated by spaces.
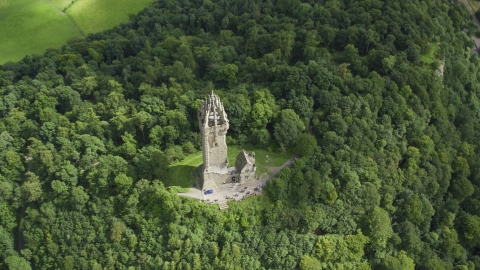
xmin=1 ymin=0 xmax=480 ymax=269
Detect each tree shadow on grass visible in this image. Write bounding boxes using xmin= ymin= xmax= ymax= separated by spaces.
xmin=163 ymin=165 xmax=200 ymax=188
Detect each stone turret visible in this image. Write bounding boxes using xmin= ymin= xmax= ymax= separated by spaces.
xmin=198 ymin=91 xmax=229 ymax=170
xmin=198 ymin=91 xmax=256 ymax=191
xmin=198 ymin=91 xmax=230 ymax=190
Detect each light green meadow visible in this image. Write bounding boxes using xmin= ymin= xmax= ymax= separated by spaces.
xmin=66 ymin=0 xmax=157 ymax=34
xmin=0 ymin=0 xmax=156 ymax=64
xmin=0 ymin=0 xmax=80 ymax=64
xmin=51 ymin=0 xmax=74 ymax=10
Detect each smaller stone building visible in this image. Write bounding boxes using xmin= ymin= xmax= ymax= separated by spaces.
xmin=234 ymin=150 xmax=256 ymax=182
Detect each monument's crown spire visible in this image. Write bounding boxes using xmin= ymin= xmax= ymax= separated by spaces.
xmin=199 ymin=90 xmax=229 ymax=128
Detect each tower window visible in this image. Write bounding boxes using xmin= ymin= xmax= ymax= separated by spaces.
xmin=215 ymin=143 xmax=218 ymax=147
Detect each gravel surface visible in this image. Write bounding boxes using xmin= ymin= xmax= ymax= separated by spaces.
xmin=178 ymin=155 xmax=296 ymax=204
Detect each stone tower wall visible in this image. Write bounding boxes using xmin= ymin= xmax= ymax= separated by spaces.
xmin=205 ymin=127 xmax=228 ymax=169
xmin=198 ymin=91 xmax=230 ymax=189
xmin=200 ymin=121 xmax=228 ymax=169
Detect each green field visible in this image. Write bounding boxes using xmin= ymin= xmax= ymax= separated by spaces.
xmin=0 ymin=0 xmax=81 ymax=63
xmin=0 ymin=0 xmax=156 ymax=64
xmin=0 ymin=0 xmax=34 ymax=20
xmin=163 ymin=145 xmax=292 ymax=188
xmin=66 ymin=0 xmax=157 ymax=34
xmin=51 ymin=0 xmax=74 ymax=10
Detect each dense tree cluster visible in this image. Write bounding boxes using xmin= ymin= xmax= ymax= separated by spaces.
xmin=1 ymin=0 xmax=480 ymax=269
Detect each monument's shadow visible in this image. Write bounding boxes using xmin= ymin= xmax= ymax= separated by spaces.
xmin=164 ymin=165 xmax=200 ymax=188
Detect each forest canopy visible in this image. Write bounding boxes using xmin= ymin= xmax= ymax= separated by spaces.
xmin=1 ymin=0 xmax=480 ymax=269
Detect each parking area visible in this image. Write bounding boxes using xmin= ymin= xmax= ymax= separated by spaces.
xmin=201 ymin=180 xmax=264 ymax=203
xmin=178 ymin=155 xmax=296 ymax=206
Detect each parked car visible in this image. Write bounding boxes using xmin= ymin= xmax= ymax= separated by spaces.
xmin=204 ymin=189 xmax=213 ymax=195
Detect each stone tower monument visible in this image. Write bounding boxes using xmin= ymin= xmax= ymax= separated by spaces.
xmin=198 ymin=91 xmax=256 ymax=190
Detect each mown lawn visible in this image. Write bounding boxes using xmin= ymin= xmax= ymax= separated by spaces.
xmin=67 ymin=0 xmax=157 ymax=34
xmin=0 ymin=0 xmax=80 ymax=64
xmin=163 ymin=151 xmax=203 ymax=188
xmin=228 ymin=144 xmax=292 ymax=176
xmin=162 ymin=144 xmax=292 ymax=188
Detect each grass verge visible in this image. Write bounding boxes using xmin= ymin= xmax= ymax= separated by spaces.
xmin=168 ymin=186 xmax=191 ymax=193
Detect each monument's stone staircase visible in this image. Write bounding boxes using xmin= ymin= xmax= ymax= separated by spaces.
xmin=218 ymin=200 xmax=229 ymax=210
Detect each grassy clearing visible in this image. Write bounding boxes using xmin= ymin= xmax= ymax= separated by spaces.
xmin=163 ymin=144 xmax=292 ymax=187
xmin=163 ymin=151 xmax=202 ymax=188
xmin=67 ymin=0 xmax=157 ymax=34
xmin=421 ymin=42 xmax=440 ymax=65
xmin=0 ymin=0 xmax=80 ymax=64
xmin=228 ymin=144 xmax=292 ymax=176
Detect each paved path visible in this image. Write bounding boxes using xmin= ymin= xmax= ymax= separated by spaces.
xmin=178 ymin=155 xmax=296 ymax=205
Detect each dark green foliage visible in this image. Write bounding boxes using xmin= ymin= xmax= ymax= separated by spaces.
xmin=0 ymin=0 xmax=480 ymax=268
xmin=274 ymin=109 xmax=305 ymax=146
xmin=295 ymin=133 xmax=317 ymax=157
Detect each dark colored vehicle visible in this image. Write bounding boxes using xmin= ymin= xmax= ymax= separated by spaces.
xmin=204 ymin=189 xmax=213 ymax=195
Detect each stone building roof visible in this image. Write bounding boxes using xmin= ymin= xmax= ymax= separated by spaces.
xmin=235 ymin=149 xmax=255 ymax=171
